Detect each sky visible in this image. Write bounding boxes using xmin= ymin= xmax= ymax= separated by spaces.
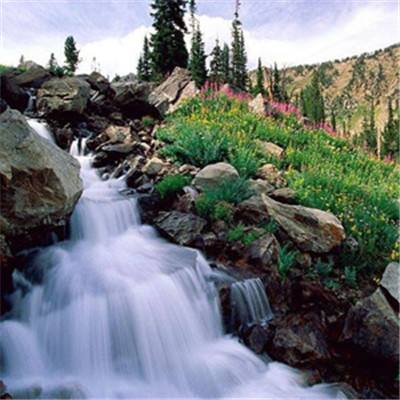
xmin=1 ymin=0 xmax=399 ymax=78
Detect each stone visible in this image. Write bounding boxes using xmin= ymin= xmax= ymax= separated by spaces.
xmin=245 ymin=325 xmax=270 ymax=354
xmin=0 ymin=108 xmax=82 ymax=246
xmin=14 ymin=64 xmax=51 ymax=88
xmin=143 ymin=157 xmax=165 ymax=177
xmin=193 ymin=162 xmax=239 ymax=191
xmin=237 ymin=195 xmax=269 ymax=224
xmin=248 ymin=93 xmax=266 ymax=116
xmin=0 ymin=72 xmax=29 ymax=111
xmin=53 ymin=126 xmax=74 ymax=150
xmin=37 ymin=77 xmax=90 ymax=115
xmin=86 ymin=71 xmax=112 ymax=94
xmin=262 ymin=195 xmax=345 ymax=254
xmin=248 ymin=179 xmax=275 ymax=196
xmin=257 ymin=140 xmax=285 ymax=159
xmin=342 ymin=288 xmax=399 ymax=364
xmin=270 ymin=187 xmax=297 ymax=204
xmin=380 ymin=262 xmax=399 ymax=303
xmin=256 ymin=164 xmax=286 ymax=188
xmin=247 ymin=233 xmax=280 ymax=270
xmin=154 ymin=211 xmax=207 ymax=246
xmin=149 ymin=67 xmax=193 ymax=115
xmin=169 ymin=80 xmax=199 ymax=113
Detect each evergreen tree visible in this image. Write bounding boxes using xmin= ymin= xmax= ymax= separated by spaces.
xmin=300 ymin=71 xmax=325 ymax=124
xmin=150 ymin=0 xmax=188 ymax=79
xmin=221 ymin=43 xmax=231 ymax=84
xmin=209 ymin=39 xmax=223 ymax=86
xmin=360 ymin=102 xmax=377 ymax=152
xmin=48 ymin=53 xmax=57 ymax=73
xmin=137 ymin=36 xmax=152 ymax=81
xmin=331 ymin=109 xmax=337 ymax=132
xmin=231 ymin=14 xmax=247 ymax=90
xmin=188 ymin=21 xmax=207 ymax=88
xmin=272 ymin=63 xmax=284 ymax=102
xmin=254 ymin=57 xmax=265 ymax=96
xmin=64 ymin=36 xmax=80 ymax=74
xmin=382 ymin=98 xmax=399 ymax=157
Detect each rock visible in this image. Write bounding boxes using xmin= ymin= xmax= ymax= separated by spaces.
xmin=137 ymin=192 xmax=162 ymax=223
xmin=248 ymin=179 xmax=275 ymax=196
xmin=257 ymin=141 xmax=285 ymax=159
xmin=248 ymin=94 xmax=266 ymax=116
xmin=169 ymin=81 xmax=199 ymax=113
xmin=149 ymin=67 xmax=193 ymax=115
xmin=270 ymin=312 xmax=331 ymax=367
xmin=154 ymin=211 xmax=207 ymax=246
xmin=256 ymin=164 xmax=286 ymax=188
xmin=342 ymin=288 xmax=399 ymax=364
xmin=236 ymin=195 xmax=269 ymax=224
xmin=0 ymin=98 xmax=8 ymax=113
xmin=37 ymin=77 xmax=91 ymax=115
xmin=295 ymin=252 xmax=313 ymax=269
xmin=270 ymin=187 xmax=297 ymax=204
xmin=53 ymin=126 xmax=74 ymax=150
xmin=101 ymin=143 xmax=136 ymax=157
xmin=245 ymin=325 xmax=270 ymax=354
xmin=247 ymin=233 xmax=280 ymax=270
xmin=0 ymin=72 xmax=29 ymax=111
xmin=0 ymin=108 xmax=82 ymax=249
xmin=380 ymin=262 xmax=399 ymax=303
xmin=143 ymin=157 xmax=165 ymax=177
xmin=86 ymin=71 xmax=112 ymax=94
xmin=193 ymin=162 xmax=239 ymax=191
xmin=14 ymin=64 xmax=51 ymax=88
xmin=262 ymin=195 xmax=345 ymax=253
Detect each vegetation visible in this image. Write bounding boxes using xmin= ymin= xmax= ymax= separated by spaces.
xmin=278 ymin=245 xmax=298 ymax=278
xmin=157 ymin=94 xmax=399 ymax=274
xmin=64 ymin=35 xmax=80 ymax=73
xmin=155 ymin=174 xmax=190 ymax=199
xmin=254 ymin=58 xmax=266 ymax=96
xmin=230 ymin=12 xmax=247 ymax=90
xmin=188 ymin=22 xmax=207 ymax=88
xmin=300 ymin=71 xmax=325 ymax=124
xmin=137 ymin=36 xmax=152 ymax=81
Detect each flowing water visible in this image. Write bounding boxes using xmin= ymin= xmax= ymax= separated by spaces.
xmin=0 ymin=122 xmax=345 ymax=399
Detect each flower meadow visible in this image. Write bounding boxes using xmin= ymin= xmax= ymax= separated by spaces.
xmin=157 ymin=94 xmax=399 ymax=277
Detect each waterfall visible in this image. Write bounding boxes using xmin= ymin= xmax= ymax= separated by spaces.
xmin=0 ymin=121 xmax=345 ymax=399
xmin=27 ymin=118 xmax=55 ymax=143
xmin=230 ymin=278 xmax=273 ymax=331
xmin=25 ymin=90 xmax=36 ymax=115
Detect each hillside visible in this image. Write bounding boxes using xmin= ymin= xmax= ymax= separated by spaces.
xmin=251 ymin=43 xmax=400 ymax=136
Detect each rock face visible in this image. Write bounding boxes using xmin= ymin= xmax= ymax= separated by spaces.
xmin=37 ymin=77 xmax=91 ymax=115
xmin=256 ymin=164 xmax=286 ymax=188
xmin=247 ymin=233 xmax=280 ymax=269
xmin=379 ymin=262 xmax=399 ymax=303
xmin=262 ymin=195 xmax=345 ymax=253
xmin=342 ymin=288 xmax=399 ymax=365
xmin=14 ymin=64 xmax=51 ymax=88
xmin=0 ymin=72 xmax=29 ymax=111
xmin=193 ymin=162 xmax=239 ymax=191
xmin=0 ymin=109 xmax=83 ymax=246
xmin=154 ymin=211 xmax=207 ymax=246
xmin=149 ymin=67 xmax=193 ymax=115
xmin=248 ymin=94 xmax=266 ymax=116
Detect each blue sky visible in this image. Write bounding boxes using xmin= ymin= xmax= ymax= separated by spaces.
xmin=1 ymin=0 xmax=398 ymax=77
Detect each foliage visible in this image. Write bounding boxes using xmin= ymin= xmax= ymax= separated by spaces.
xmin=227 ymin=224 xmax=263 ymax=245
xmin=231 ymin=15 xmax=247 ymax=90
xmin=278 ymin=245 xmax=298 ymax=278
xmin=382 ymin=98 xmax=399 ymax=160
xmin=344 ymin=266 xmax=358 ymax=288
xmin=188 ymin=21 xmax=207 ymax=88
xmin=137 ymin=36 xmax=152 ymax=81
xmin=64 ymin=36 xmax=80 ymax=73
xmin=142 ymin=116 xmax=155 ymax=127
xmin=254 ymin=58 xmax=266 ymax=96
xmin=221 ymin=43 xmax=231 ymax=84
xmin=155 ymin=174 xmax=190 ymax=199
xmin=209 ymin=39 xmax=223 ymax=86
xmin=301 ymin=71 xmax=325 ymax=124
xmin=150 ymin=0 xmax=188 ymax=78
xmin=271 ymin=63 xmax=287 ymax=102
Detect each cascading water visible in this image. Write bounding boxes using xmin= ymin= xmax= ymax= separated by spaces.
xmin=230 ymin=278 xmax=273 ymax=331
xmin=27 ymin=119 xmax=55 ymax=143
xmin=0 ymin=122 xmax=345 ymax=399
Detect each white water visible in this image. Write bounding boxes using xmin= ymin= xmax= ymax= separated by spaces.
xmin=230 ymin=278 xmax=273 ymax=330
xmin=0 ymin=123 xmax=345 ymax=399
xmin=27 ymin=119 xmax=55 ymax=143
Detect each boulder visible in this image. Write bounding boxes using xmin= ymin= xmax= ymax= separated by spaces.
xmin=14 ymin=64 xmax=51 ymax=88
xmin=169 ymin=81 xmax=199 ymax=113
xmin=193 ymin=162 xmax=239 ymax=191
xmin=248 ymin=179 xmax=275 ymax=196
xmin=86 ymin=71 xmax=112 ymax=95
xmin=247 ymin=233 xmax=280 ymax=270
xmin=256 ymin=164 xmax=286 ymax=188
xmin=262 ymin=195 xmax=345 ymax=253
xmin=154 ymin=211 xmax=207 ymax=246
xmin=342 ymin=288 xmax=399 ymax=365
xmin=236 ymin=195 xmax=269 ymax=224
xmin=37 ymin=77 xmax=90 ymax=115
xmin=0 ymin=72 xmax=29 ymax=111
xmin=149 ymin=67 xmax=193 ymax=115
xmin=270 ymin=187 xmax=297 ymax=204
xmin=0 ymin=109 xmax=82 ymax=248
xmin=380 ymin=262 xmax=399 ymax=303
xmin=248 ymin=93 xmax=266 ymax=116
xmin=143 ymin=157 xmax=165 ymax=177
xmin=257 ymin=140 xmax=285 ymax=159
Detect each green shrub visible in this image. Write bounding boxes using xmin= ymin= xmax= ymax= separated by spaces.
xmin=228 ymin=146 xmax=260 ymax=177
xmin=344 ymin=266 xmax=358 ymax=288
xmin=315 ymin=259 xmax=334 ymax=278
xmin=142 ymin=116 xmax=155 ymax=128
xmin=278 ymin=245 xmax=298 ymax=278
xmin=212 ymin=202 xmax=234 ymax=223
xmin=227 ymin=224 xmax=246 ymax=242
xmin=155 ymin=174 xmax=190 ymax=199
xmin=260 ymin=220 xmax=278 ymax=234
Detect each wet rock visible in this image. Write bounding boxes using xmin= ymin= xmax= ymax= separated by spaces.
xmin=256 ymin=164 xmax=286 ymax=188
xmin=154 ymin=211 xmax=207 ymax=246
xmin=0 ymin=108 xmax=82 ymax=249
xmin=342 ymin=288 xmax=399 ymax=365
xmin=262 ymin=195 xmax=345 ymax=253
xmin=270 ymin=187 xmax=297 ymax=204
xmin=137 ymin=192 xmax=162 ymax=223
xmin=245 ymin=324 xmax=271 ymax=354
xmin=193 ymin=162 xmax=239 ymax=191
xmin=257 ymin=140 xmax=285 ymax=159
xmin=37 ymin=77 xmax=90 ymax=115
xmin=53 ymin=125 xmax=74 ymax=150
xmin=379 ymin=262 xmax=399 ymax=304
xmin=247 ymin=233 xmax=280 ymax=270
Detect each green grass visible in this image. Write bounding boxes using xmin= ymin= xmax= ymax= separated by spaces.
xmin=154 ymin=174 xmax=190 ymax=199
xmin=157 ymin=94 xmax=399 ymax=274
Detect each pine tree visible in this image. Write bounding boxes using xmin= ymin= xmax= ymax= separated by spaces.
xmin=361 ymin=102 xmax=377 ymax=152
xmin=150 ymin=0 xmax=188 ymax=79
xmin=221 ymin=43 xmax=231 ymax=84
xmin=188 ymin=21 xmax=207 ymax=88
xmin=300 ymin=71 xmax=325 ymax=124
xmin=272 ymin=63 xmax=284 ymax=102
xmin=137 ymin=36 xmax=152 ymax=81
xmin=231 ymin=13 xmax=247 ymax=90
xmin=254 ymin=57 xmax=265 ymax=96
xmin=382 ymin=98 xmax=399 ymax=157
xmin=331 ymin=109 xmax=337 ymax=132
xmin=209 ymin=39 xmax=223 ymax=86
xmin=48 ymin=53 xmax=57 ymax=73
xmin=64 ymin=36 xmax=80 ymax=74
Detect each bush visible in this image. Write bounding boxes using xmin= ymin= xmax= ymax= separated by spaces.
xmin=278 ymin=245 xmax=298 ymax=278
xmin=154 ymin=174 xmax=190 ymax=199
xmin=142 ymin=116 xmax=155 ymax=128
xmin=227 ymin=224 xmax=262 ymax=245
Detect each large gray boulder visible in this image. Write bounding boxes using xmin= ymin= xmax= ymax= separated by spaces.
xmin=193 ymin=162 xmax=239 ymax=191
xmin=14 ymin=63 xmax=51 ymax=88
xmin=37 ymin=77 xmax=90 ymax=115
xmin=262 ymin=195 xmax=345 ymax=253
xmin=149 ymin=67 xmax=194 ymax=115
xmin=0 ymin=71 xmax=29 ymax=111
xmin=0 ymin=109 xmax=83 ymax=242
xmin=380 ymin=262 xmax=399 ymax=303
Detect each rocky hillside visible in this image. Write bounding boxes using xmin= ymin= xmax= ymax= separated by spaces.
xmin=251 ymin=43 xmax=399 ymax=135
